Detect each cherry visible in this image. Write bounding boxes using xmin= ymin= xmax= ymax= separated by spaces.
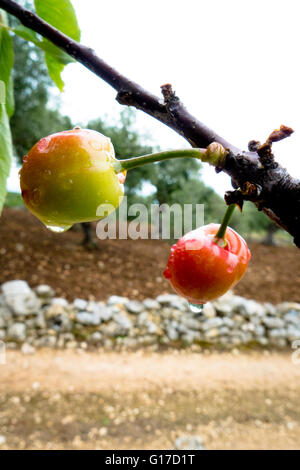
xmin=163 ymin=223 xmax=251 ymax=304
xmin=20 ymin=128 xmax=126 ymax=231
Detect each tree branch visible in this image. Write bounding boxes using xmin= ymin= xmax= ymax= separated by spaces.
xmin=1 ymin=0 xmax=300 ymax=247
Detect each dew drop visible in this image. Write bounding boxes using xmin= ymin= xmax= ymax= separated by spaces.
xmin=189 ymin=302 xmax=203 ymax=313
xmin=37 ymin=137 xmax=50 ymax=152
xmin=45 ymin=224 xmax=72 ymax=233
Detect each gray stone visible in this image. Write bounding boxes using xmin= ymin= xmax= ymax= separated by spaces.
xmin=156 ymin=294 xmax=188 ymax=310
xmin=222 ymin=317 xmax=234 ymax=328
xmin=277 ymin=302 xmax=300 ymax=315
xmin=113 ymin=313 xmax=132 ymax=331
xmin=284 ymin=311 xmax=300 ymax=325
xmin=176 ymin=323 xmax=189 ymax=334
xmin=89 ymin=331 xmax=102 ymax=344
xmin=167 ymin=326 xmax=179 ymax=341
xmin=99 ymin=306 xmax=114 ymax=322
xmin=7 ymin=322 xmax=26 ymax=341
xmin=204 ymin=328 xmax=220 ymax=339
xmin=219 ymin=326 xmax=230 ymax=335
xmin=76 ymin=312 xmax=101 ymax=326
xmin=2 ymin=280 xmax=30 ymax=296
xmin=181 ymin=317 xmax=201 ymax=330
xmin=239 ymin=331 xmax=253 ymax=343
xmin=34 ymin=285 xmax=55 ymax=301
xmin=125 ymin=300 xmax=144 ymax=314
xmin=268 ymin=328 xmax=287 ymax=338
xmin=242 ymin=323 xmax=256 ymax=332
xmin=107 ymin=296 xmax=129 ymax=306
xmin=146 ymin=322 xmax=158 ymax=334
xmin=263 ymin=317 xmax=285 ymax=329
xmin=286 ymin=326 xmax=300 ymax=341
xmin=202 ymin=317 xmax=223 ymax=331
xmin=73 ymin=298 xmax=88 ymax=311
xmin=0 ymin=329 xmax=6 ymax=340
xmin=263 ymin=303 xmax=276 ymax=315
xmin=47 ymin=311 xmax=73 ymax=332
xmin=215 ymin=295 xmax=265 ymax=318
xmin=137 ymin=312 xmax=149 ymax=325
xmin=238 ymin=298 xmax=266 ymax=317
xmin=0 ymin=296 xmax=12 ymax=322
xmin=254 ymin=325 xmax=266 ymax=337
xmin=143 ymin=298 xmax=160 ymax=310
xmin=175 ymin=435 xmax=205 ymax=450
xmin=2 ymin=280 xmax=41 ymax=316
xmin=51 ymin=297 xmax=68 ymax=308
xmin=34 ymin=313 xmax=46 ymax=329
xmin=86 ymin=301 xmax=102 ymax=314
xmin=212 ymin=291 xmax=235 ymax=314
xmin=202 ymin=303 xmax=216 ymax=318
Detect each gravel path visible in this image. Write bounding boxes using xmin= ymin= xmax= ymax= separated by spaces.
xmin=1 ymin=350 xmax=300 ymax=449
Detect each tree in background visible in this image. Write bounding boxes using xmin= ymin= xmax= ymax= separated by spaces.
xmin=10 ymin=34 xmax=72 ymax=163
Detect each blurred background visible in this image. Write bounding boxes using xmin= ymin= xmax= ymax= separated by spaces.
xmin=1 ymin=0 xmax=300 ymax=450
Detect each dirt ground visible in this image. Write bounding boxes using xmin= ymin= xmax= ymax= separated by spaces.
xmin=0 ymin=350 xmax=300 ymax=450
xmin=0 ymin=208 xmax=300 ymax=303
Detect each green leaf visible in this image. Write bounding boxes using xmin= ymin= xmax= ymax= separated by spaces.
xmin=34 ymin=0 xmax=80 ymax=40
xmin=0 ymin=9 xmax=14 ymax=116
xmin=6 ymin=74 xmax=14 ymax=117
xmin=0 ymin=104 xmax=13 ymax=214
xmin=34 ymin=0 xmax=80 ymax=90
xmin=10 ymin=25 xmax=74 ymax=65
xmin=0 ymin=9 xmax=14 ymax=214
xmin=12 ymin=25 xmax=40 ymax=44
xmin=45 ymin=53 xmax=65 ymax=91
xmin=39 ymin=40 xmax=74 ymax=65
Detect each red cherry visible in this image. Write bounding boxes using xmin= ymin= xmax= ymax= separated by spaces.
xmin=163 ymin=223 xmax=251 ymax=304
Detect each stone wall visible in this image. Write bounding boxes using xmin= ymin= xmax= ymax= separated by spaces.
xmin=0 ymin=280 xmax=300 ymax=352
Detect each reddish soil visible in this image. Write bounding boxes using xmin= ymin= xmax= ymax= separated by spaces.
xmin=0 ymin=208 xmax=299 ymax=303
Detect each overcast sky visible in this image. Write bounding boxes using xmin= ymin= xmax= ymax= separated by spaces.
xmin=8 ymin=0 xmax=300 ymax=196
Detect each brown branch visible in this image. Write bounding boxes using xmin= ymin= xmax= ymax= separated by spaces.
xmin=1 ymin=0 xmax=300 ymax=247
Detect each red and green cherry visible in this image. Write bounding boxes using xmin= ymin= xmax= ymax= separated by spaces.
xmin=163 ymin=220 xmax=251 ymax=311
xmin=20 ymin=128 xmax=126 ymax=232
xmin=19 ymin=129 xmax=226 ymax=232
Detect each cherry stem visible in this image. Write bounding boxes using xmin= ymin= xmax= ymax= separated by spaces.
xmin=112 ymin=143 xmax=227 ymax=173
xmin=215 ymin=204 xmax=236 ymax=243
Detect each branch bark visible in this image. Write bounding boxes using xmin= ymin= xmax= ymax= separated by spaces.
xmin=1 ymin=0 xmax=300 ymax=246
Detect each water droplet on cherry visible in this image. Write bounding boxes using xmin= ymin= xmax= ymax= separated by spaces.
xmin=45 ymin=224 xmax=72 ymax=233
xmin=189 ymin=303 xmax=203 ymax=313
xmin=37 ymin=137 xmax=50 ymax=152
